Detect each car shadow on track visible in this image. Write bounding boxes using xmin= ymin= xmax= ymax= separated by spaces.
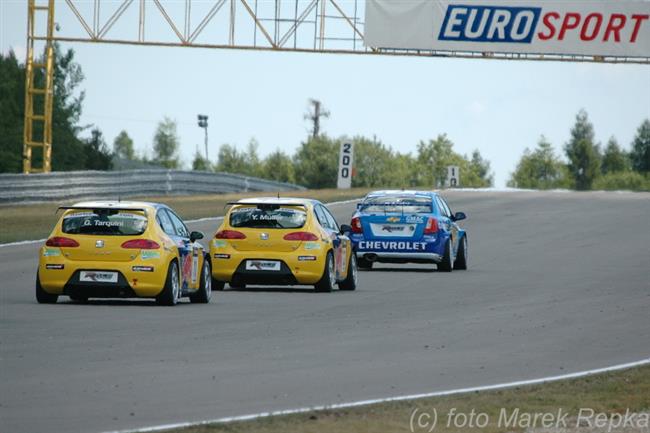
xmin=361 ymin=267 xmax=438 ymax=273
xmin=224 ymin=286 xmax=338 ymax=294
xmin=60 ymin=299 xmax=160 ymax=306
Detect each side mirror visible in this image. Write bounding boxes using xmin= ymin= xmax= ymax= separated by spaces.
xmin=452 ymin=212 xmax=466 ymax=222
xmin=190 ymin=231 xmax=204 ymax=242
xmin=339 ymin=224 xmax=352 ymax=235
xmin=356 ymin=203 xmax=362 ymax=210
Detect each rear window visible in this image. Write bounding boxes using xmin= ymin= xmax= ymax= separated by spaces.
xmin=62 ymin=211 xmax=148 ymax=236
xmin=229 ymin=206 xmax=306 ymax=229
xmin=360 ymin=195 xmax=433 ymax=214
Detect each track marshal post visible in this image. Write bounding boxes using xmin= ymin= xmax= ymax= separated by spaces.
xmin=447 ymin=165 xmax=460 ymax=188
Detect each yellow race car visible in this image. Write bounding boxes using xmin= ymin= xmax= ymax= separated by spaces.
xmin=210 ymin=198 xmax=358 ymax=292
xmin=36 ymin=201 xmax=211 ymax=305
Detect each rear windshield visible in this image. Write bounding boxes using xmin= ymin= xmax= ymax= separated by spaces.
xmin=229 ymin=206 xmax=306 ymax=229
xmin=360 ymin=195 xmax=433 ymax=214
xmin=62 ymin=211 xmax=148 ymax=235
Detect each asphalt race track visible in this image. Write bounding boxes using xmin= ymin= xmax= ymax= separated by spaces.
xmin=1 ymin=191 xmax=649 ymax=433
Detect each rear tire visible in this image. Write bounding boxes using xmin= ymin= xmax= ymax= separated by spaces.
xmin=453 ymin=235 xmax=468 ymax=270
xmin=156 ymin=261 xmax=180 ymax=306
xmin=437 ymin=239 xmax=453 ymax=272
xmin=338 ymin=254 xmax=358 ymax=291
xmin=190 ymin=259 xmax=212 ymax=304
xmin=315 ymin=252 xmax=335 ymax=293
xmin=357 ymin=256 xmax=373 ymax=270
xmin=211 ymin=278 xmax=225 ymax=291
xmin=35 ymin=273 xmax=58 ymax=304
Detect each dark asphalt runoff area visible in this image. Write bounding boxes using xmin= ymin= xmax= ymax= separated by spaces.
xmin=1 ymin=191 xmax=649 ymax=433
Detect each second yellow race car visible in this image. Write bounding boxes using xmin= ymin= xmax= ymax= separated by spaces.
xmin=210 ymin=198 xmax=358 ymax=292
xmin=36 ymin=201 xmax=212 ymax=305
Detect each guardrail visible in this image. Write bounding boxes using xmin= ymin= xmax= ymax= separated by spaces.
xmin=0 ymin=169 xmax=305 ymax=204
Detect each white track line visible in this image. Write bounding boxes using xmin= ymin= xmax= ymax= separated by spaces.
xmin=104 ymin=358 xmax=650 ymax=433
xmin=0 ymin=199 xmax=362 ymax=249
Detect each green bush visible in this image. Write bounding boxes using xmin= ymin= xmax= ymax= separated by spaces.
xmin=592 ymin=172 xmax=650 ymax=191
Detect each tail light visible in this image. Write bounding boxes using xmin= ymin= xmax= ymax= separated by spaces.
xmin=423 ymin=217 xmax=438 ymax=234
xmin=351 ymin=217 xmax=363 ymax=233
xmin=215 ymin=230 xmax=247 ymax=239
xmin=121 ymin=239 xmax=160 ymax=249
xmin=45 ymin=237 xmax=79 ymax=247
xmin=283 ymin=232 xmax=319 ymax=241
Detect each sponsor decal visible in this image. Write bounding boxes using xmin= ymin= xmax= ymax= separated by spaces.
xmin=182 ymin=254 xmax=193 ymax=282
xmin=64 ymin=212 xmax=95 ymax=218
xmin=382 ymin=225 xmax=406 ymax=233
xmin=246 ymin=260 xmax=281 ymax=271
xmin=440 ymin=5 xmax=542 ymax=43
xmin=298 ymin=255 xmax=317 ymax=261
xmin=405 ymin=215 xmax=425 ymax=224
xmin=303 ymin=241 xmax=321 ymax=250
xmin=140 ymin=250 xmax=160 ymax=260
xmin=132 ymin=266 xmax=154 ymax=272
xmin=191 ymin=249 xmax=199 ymax=283
xmin=213 ymin=240 xmax=228 ymax=248
xmin=43 ymin=248 xmax=60 ymax=257
xmin=213 ymin=253 xmax=231 ymax=259
xmin=45 ymin=264 xmax=64 ymax=270
xmin=358 ymin=241 xmax=429 ymax=251
xmin=79 ymin=271 xmax=118 ymax=283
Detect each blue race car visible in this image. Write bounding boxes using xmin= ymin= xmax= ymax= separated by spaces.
xmin=347 ymin=190 xmax=467 ymax=272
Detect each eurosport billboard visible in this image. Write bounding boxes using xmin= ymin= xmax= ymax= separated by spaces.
xmin=365 ymin=0 xmax=650 ymax=58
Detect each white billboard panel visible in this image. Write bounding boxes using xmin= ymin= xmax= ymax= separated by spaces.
xmin=365 ymin=0 xmax=650 ymax=58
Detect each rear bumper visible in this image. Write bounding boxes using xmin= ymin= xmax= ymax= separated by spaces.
xmin=230 ymin=261 xmax=299 ymax=285
xmin=210 ymin=247 xmax=327 ymax=285
xmin=38 ymin=257 xmax=168 ymax=297
xmin=351 ymin=234 xmax=446 ymax=264
xmin=356 ymin=251 xmax=442 ymax=263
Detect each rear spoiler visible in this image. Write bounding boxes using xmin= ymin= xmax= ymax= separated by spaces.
xmin=57 ymin=206 xmax=148 ymax=216
xmin=226 ymin=202 xmax=307 ymax=209
xmin=357 ymin=202 xmax=432 ymax=215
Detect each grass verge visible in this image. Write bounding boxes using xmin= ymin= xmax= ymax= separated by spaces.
xmin=0 ymin=188 xmax=372 ymax=244
xmin=167 ymin=364 xmax=650 ymax=433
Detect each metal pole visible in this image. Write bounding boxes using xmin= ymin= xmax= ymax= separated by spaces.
xmin=204 ymin=127 xmax=208 ymax=161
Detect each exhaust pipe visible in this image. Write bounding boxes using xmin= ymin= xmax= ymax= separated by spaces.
xmin=364 ymin=253 xmax=378 ymax=262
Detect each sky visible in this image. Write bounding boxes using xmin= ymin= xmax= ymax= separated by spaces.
xmin=1 ymin=1 xmax=649 ymax=187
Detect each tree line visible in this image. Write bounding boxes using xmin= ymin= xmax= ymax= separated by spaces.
xmin=186 ymin=133 xmax=495 ymax=190
xmin=0 ymin=48 xmax=112 ymax=172
xmin=3 ymin=48 xmax=647 ymax=191
xmin=508 ymin=110 xmax=650 ymax=191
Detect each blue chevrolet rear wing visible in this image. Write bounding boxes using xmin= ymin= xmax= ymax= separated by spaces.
xmin=357 ymin=202 xmax=433 ymax=215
